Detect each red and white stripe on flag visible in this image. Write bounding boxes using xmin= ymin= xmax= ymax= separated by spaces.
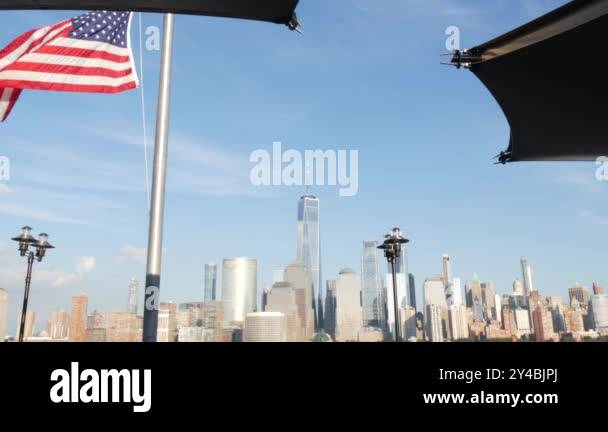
xmin=0 ymin=88 xmax=22 ymax=121
xmin=0 ymin=13 xmax=139 ymax=122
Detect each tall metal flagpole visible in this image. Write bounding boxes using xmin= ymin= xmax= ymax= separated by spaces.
xmin=143 ymin=13 xmax=175 ymax=342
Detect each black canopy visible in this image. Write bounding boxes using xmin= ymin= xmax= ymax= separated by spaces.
xmin=451 ymin=0 xmax=608 ymax=163
xmin=0 ymin=1 xmax=300 ymax=27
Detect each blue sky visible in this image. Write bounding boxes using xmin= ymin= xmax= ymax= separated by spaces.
xmin=1 ymin=0 xmax=606 ymax=335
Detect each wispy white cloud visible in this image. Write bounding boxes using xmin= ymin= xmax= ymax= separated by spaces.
xmin=0 ymin=256 xmax=96 ymax=289
xmin=84 ymin=126 xmax=258 ymax=197
xmin=0 ymin=202 xmax=90 ymax=225
xmin=115 ymin=245 xmax=146 ymax=265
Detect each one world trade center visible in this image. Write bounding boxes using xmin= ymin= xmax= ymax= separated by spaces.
xmin=297 ymin=192 xmax=323 ymax=330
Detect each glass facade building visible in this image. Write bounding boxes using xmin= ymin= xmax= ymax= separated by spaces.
xmin=296 ymin=193 xmax=322 ymax=329
xmin=361 ymin=241 xmax=385 ymax=329
xmin=324 ymin=280 xmax=337 ymax=340
xmin=204 ymin=262 xmax=218 ymax=302
xmin=521 ymin=258 xmax=534 ymax=295
xmin=221 ymin=258 xmax=257 ymax=326
xmin=591 ymin=294 xmax=608 ymax=330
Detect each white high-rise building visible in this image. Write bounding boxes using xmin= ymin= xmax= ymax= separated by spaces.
xmin=521 ymin=258 xmax=535 ymax=295
xmin=222 ymin=258 xmax=257 ymax=327
xmin=127 ymin=278 xmax=138 ymax=315
xmin=425 ymin=304 xmax=444 ymax=342
xmin=335 ymin=268 xmax=363 ymax=342
xmin=400 ymin=306 xmax=417 ymax=341
xmin=514 ymin=308 xmax=532 ymax=337
xmin=494 ymin=294 xmax=502 ymax=323
xmin=449 ymin=304 xmax=469 ymax=341
xmin=424 ymin=275 xmax=449 ymax=339
xmin=244 ymin=312 xmax=287 ymax=342
xmin=424 ymin=276 xmax=448 ymax=310
xmin=591 ymin=294 xmax=608 ymax=330
xmin=0 ymin=289 xmax=8 ymax=342
xmin=450 ymin=277 xmax=463 ymax=306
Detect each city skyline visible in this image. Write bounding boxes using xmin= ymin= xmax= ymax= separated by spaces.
xmin=1 ymin=235 xmax=605 ymax=341
xmin=0 ymin=188 xmax=606 ymax=338
xmin=1 ymin=0 xmax=606 ymax=336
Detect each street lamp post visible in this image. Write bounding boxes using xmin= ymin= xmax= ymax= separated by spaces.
xmin=378 ymin=227 xmax=409 ymax=342
xmin=11 ymin=226 xmax=54 ymax=342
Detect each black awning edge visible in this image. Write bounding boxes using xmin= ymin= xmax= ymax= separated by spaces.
xmin=472 ymin=0 xmax=608 ymax=63
xmin=0 ymin=0 xmax=301 ymax=26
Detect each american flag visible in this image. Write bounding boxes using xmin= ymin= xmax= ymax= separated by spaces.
xmin=0 ymin=10 xmax=139 ymax=122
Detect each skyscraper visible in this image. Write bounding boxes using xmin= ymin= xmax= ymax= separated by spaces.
xmin=591 ymin=293 xmax=608 ymax=331
xmin=450 ymin=277 xmax=463 ymax=306
xmin=361 ymin=241 xmax=385 ymax=329
xmin=69 ymin=293 xmax=88 ymax=342
xmin=408 ymin=273 xmax=417 ymax=311
xmin=442 ymin=254 xmax=452 ymax=304
xmin=501 ymin=306 xmax=518 ymax=338
xmin=0 ymin=289 xmax=8 ymax=342
xmin=296 ymin=193 xmax=322 ymax=329
xmin=324 ymin=280 xmax=337 ymax=340
xmin=564 ymin=305 xmax=585 ymax=333
xmin=284 ymin=261 xmax=315 ymax=341
xmin=480 ymin=282 xmax=497 ymax=320
xmin=449 ymin=304 xmax=469 ymax=341
xmin=465 ymin=275 xmax=484 ymax=321
xmin=424 ymin=276 xmax=449 ymax=309
xmin=335 ymin=268 xmax=363 ymax=342
xmin=49 ymin=310 xmax=70 ymax=339
xmin=532 ymin=303 xmax=555 ymax=342
xmin=425 ymin=304 xmax=444 ymax=342
xmin=494 ymin=293 xmax=502 ymax=323
xmin=222 ymin=258 xmax=257 ymax=327
xmin=261 ymin=286 xmax=269 ymax=312
xmin=204 ymin=262 xmax=218 ymax=302
xmin=568 ymin=284 xmax=591 ymax=306
xmin=424 ymin=275 xmax=450 ymax=339
xmin=266 ymin=281 xmax=301 ymax=342
xmin=514 ymin=308 xmax=531 ymax=337
xmin=127 ymin=278 xmax=138 ymax=315
xmin=520 ymin=258 xmax=535 ymax=295
xmin=400 ymin=306 xmax=417 ymax=341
